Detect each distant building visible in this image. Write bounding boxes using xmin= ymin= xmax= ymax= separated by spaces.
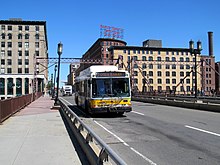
xmin=0 ymin=18 xmax=48 ymax=99
xmin=67 ymin=62 xmax=80 ymax=86
xmin=75 ymin=38 xmax=127 ymax=76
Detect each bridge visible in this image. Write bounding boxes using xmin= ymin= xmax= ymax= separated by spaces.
xmin=0 ymin=94 xmax=220 ymax=165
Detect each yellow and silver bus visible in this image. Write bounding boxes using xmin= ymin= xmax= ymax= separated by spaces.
xmin=75 ymin=65 xmax=132 ymax=115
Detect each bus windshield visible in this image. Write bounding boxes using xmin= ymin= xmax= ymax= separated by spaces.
xmin=92 ymin=78 xmax=130 ymax=98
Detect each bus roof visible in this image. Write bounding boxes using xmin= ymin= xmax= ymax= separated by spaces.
xmin=76 ymin=65 xmax=128 ymax=81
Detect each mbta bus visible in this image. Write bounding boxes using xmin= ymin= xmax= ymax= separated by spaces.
xmin=75 ymin=65 xmax=132 ymax=115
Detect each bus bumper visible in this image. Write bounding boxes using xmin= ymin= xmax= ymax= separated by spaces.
xmin=89 ymin=106 xmax=132 ymax=114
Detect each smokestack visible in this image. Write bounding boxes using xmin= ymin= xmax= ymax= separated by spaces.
xmin=208 ymin=31 xmax=214 ymax=56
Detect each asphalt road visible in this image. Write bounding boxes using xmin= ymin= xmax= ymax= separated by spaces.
xmin=61 ymin=96 xmax=220 ymax=165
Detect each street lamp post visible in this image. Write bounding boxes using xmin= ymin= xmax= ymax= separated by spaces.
xmin=53 ymin=65 xmax=57 ymax=98
xmin=189 ymin=40 xmax=202 ymax=98
xmin=54 ymin=42 xmax=63 ymax=105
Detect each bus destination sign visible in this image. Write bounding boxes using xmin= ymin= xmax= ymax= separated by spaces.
xmin=96 ymin=72 xmax=125 ymax=77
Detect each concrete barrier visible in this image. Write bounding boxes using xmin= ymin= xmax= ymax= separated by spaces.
xmin=132 ymin=97 xmax=220 ymax=113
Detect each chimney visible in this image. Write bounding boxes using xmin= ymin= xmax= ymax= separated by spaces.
xmin=208 ymin=31 xmax=214 ymax=56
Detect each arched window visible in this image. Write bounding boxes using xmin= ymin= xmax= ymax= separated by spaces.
xmin=35 ymin=34 xmax=39 ymax=40
xmin=25 ymin=33 xmax=29 ymax=39
xmin=8 ymin=33 xmax=12 ymax=39
xmin=25 ymin=78 xmax=29 ymax=94
xmin=7 ymin=78 xmax=14 ymax=95
xmin=0 ymin=78 xmax=5 ymax=95
xmin=16 ymin=78 xmax=22 ymax=96
xmin=1 ymin=33 xmax=5 ymax=39
xmin=18 ymin=33 xmax=22 ymax=39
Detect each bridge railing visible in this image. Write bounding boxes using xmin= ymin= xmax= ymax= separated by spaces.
xmin=0 ymin=92 xmax=43 ymax=123
xmin=59 ymin=97 xmax=127 ymax=165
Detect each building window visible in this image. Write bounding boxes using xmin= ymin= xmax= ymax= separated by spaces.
xmin=8 ymin=33 xmax=12 ymax=39
xmin=25 ymin=68 xmax=29 ymax=73
xmin=186 ymin=65 xmax=190 ymax=69
xmin=142 ymin=56 xmax=146 ymax=61
xmin=165 ymin=64 xmax=170 ymax=69
xmin=172 ymin=71 xmax=176 ymax=76
xmin=149 ymin=71 xmax=153 ymax=76
xmin=172 ymin=64 xmax=176 ymax=69
xmin=18 ymin=42 xmax=22 ymax=48
xmin=25 ymin=59 xmax=29 ymax=65
xmin=127 ymin=50 xmax=130 ymax=55
xmin=18 ymin=68 xmax=22 ymax=73
xmin=7 ymin=50 xmax=12 ymax=56
xmin=138 ymin=50 xmax=140 ymax=54
xmin=172 ymin=79 xmax=176 ymax=84
xmin=8 ymin=42 xmax=12 ymax=48
xmin=25 ymin=25 xmax=29 ymax=31
xmin=149 ymin=64 xmax=153 ymax=69
xmin=25 ymin=34 xmax=29 ymax=39
xmin=149 ymin=78 xmax=153 ymax=84
xmin=133 ymin=50 xmax=136 ymax=54
xmin=186 ymin=57 xmax=190 ymax=62
xmin=166 ymin=71 xmax=170 ymax=77
xmin=134 ymin=71 xmax=138 ymax=76
xmin=1 ymin=42 xmax=5 ymax=47
xmin=157 ymin=64 xmax=162 ymax=69
xmin=1 ymin=50 xmax=5 ymax=57
xmin=35 ymin=42 xmax=39 ymax=48
xmin=142 ymin=71 xmax=146 ymax=76
xmin=158 ymin=79 xmax=162 ymax=84
xmin=18 ymin=25 xmax=22 ymax=31
xmin=133 ymin=56 xmax=138 ymax=61
xmin=134 ymin=64 xmax=138 ymax=68
xmin=35 ymin=51 xmax=39 ymax=56
xmin=25 ymin=42 xmax=29 ymax=48
xmin=7 ymin=59 xmax=12 ymax=65
xmin=1 ymin=25 xmax=5 ymax=30
xmin=16 ymin=78 xmax=22 ymax=96
xmin=149 ymin=56 xmax=153 ymax=61
xmin=142 ymin=63 xmax=147 ymax=69
xmin=123 ymin=49 xmax=126 ymax=54
xmin=18 ymin=51 xmax=22 ymax=56
xmin=180 ymin=57 xmax=184 ymax=62
xmin=35 ymin=26 xmax=39 ymax=31
xmin=157 ymin=57 xmax=161 ymax=61
xmin=8 ymin=25 xmax=12 ymax=31
xmin=180 ymin=72 xmax=184 ymax=77
xmin=166 ymin=51 xmax=169 ymax=55
xmin=18 ymin=33 xmax=22 ymax=39
xmin=157 ymin=71 xmax=162 ymax=76
xmin=0 ymin=78 xmax=5 ymax=95
xmin=186 ymin=79 xmax=190 ymax=84
xmin=165 ymin=57 xmax=169 ymax=61
xmin=166 ymin=79 xmax=170 ymax=84
xmin=7 ymin=68 xmax=12 ymax=74
xmin=1 ymin=59 xmax=5 ymax=65
xmin=172 ymin=57 xmax=176 ymax=62
xmin=25 ymin=51 xmax=29 ymax=56
xmin=180 ymin=64 xmax=184 ymax=69
xmin=18 ymin=59 xmax=22 ymax=65
xmin=1 ymin=33 xmax=5 ymax=39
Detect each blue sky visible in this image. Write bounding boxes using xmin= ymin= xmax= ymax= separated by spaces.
xmin=1 ymin=0 xmax=220 ymax=85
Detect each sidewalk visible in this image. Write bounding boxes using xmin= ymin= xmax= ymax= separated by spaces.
xmin=0 ymin=96 xmax=82 ymax=165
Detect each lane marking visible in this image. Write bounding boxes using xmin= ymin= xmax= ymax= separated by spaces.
xmin=131 ymin=111 xmax=145 ymax=116
xmin=185 ymin=125 xmax=220 ymax=137
xmin=94 ymin=120 xmax=157 ymax=165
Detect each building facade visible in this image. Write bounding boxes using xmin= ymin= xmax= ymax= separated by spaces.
xmin=0 ymin=19 xmax=48 ymax=99
xmin=109 ymin=43 xmax=202 ymax=95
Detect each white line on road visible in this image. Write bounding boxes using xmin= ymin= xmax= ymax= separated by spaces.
xmin=185 ymin=125 xmax=220 ymax=137
xmin=94 ymin=120 xmax=157 ymax=165
xmin=131 ymin=111 xmax=145 ymax=116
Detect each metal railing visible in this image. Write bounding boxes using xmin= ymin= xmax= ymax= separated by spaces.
xmin=59 ymin=97 xmax=127 ymax=165
xmin=0 ymin=92 xmax=43 ymax=123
